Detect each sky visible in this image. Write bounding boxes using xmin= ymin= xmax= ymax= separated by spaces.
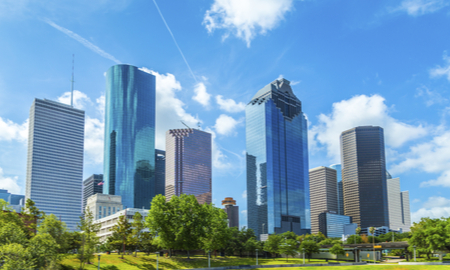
xmin=1 ymin=0 xmax=450 ymax=228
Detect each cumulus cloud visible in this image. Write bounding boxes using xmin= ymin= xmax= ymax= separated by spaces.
xmin=205 ymin=127 xmax=232 ymax=170
xmin=0 ymin=168 xmax=21 ymax=194
xmin=430 ymin=52 xmax=450 ymax=81
xmin=415 ymin=86 xmax=447 ymax=106
xmin=216 ymin=95 xmax=246 ymax=113
xmin=0 ymin=117 xmax=28 ymax=143
xmin=214 ymin=114 xmax=242 ymax=136
xmin=57 ymin=90 xmax=93 ymax=110
xmin=310 ymin=94 xmax=428 ymax=161
xmin=192 ymin=82 xmax=211 ymax=107
xmin=203 ymin=0 xmax=294 ymax=47
xmin=242 ymin=190 xmax=247 ymax=199
xmin=395 ymin=0 xmax=448 ymax=16
xmin=411 ymin=196 xmax=450 ymax=223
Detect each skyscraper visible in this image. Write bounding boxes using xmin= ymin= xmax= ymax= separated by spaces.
xmin=386 ymin=173 xmax=411 ymax=232
xmin=83 ymin=174 xmax=103 ymax=212
xmin=222 ymin=197 xmax=239 ymax=228
xmin=340 ymin=126 xmax=389 ymax=228
xmin=165 ymin=128 xmax=212 ymax=204
xmin=309 ymin=166 xmax=338 ymax=234
xmin=400 ymin=191 xmax=411 ymax=232
xmin=26 ymin=98 xmax=84 ymax=230
xmin=246 ymin=78 xmax=310 ymax=238
xmin=155 ymin=149 xmax=166 ymax=196
xmin=329 ymin=164 xmax=344 ymax=215
xmin=103 ymin=64 xmax=156 ymax=209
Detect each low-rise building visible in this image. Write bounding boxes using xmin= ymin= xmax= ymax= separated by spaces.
xmin=0 ymin=189 xmax=24 ymax=212
xmin=85 ymin=194 xmax=123 ymax=220
xmin=318 ymin=210 xmax=354 ymax=238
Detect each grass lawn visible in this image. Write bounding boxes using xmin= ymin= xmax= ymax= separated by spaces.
xmin=60 ymin=254 xmax=450 ymax=270
xmin=260 ymin=267 xmax=450 ymax=270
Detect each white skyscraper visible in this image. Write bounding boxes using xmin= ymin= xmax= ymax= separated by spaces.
xmin=25 ymin=99 xmax=85 ymax=230
xmin=386 ymin=175 xmax=411 ymax=232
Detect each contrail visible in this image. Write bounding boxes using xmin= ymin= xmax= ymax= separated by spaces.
xmin=43 ymin=18 xmax=121 ymax=64
xmin=151 ymin=0 xmax=198 ymax=83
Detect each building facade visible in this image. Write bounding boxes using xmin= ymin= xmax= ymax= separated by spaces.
xmin=0 ymin=189 xmax=25 ymax=212
xmin=95 ymin=208 xmax=148 ymax=243
xmin=400 ymin=191 xmax=411 ymax=232
xmin=155 ymin=149 xmax=166 ymax=196
xmin=165 ymin=129 xmax=212 ymax=204
xmin=318 ymin=211 xmax=353 ymax=238
xmin=25 ymin=98 xmax=85 ymax=230
xmin=83 ymin=174 xmax=103 ymax=212
xmin=85 ymin=193 xmax=123 ymax=220
xmin=222 ymin=197 xmax=239 ymax=228
xmin=340 ymin=126 xmax=389 ymax=228
xmin=309 ymin=166 xmax=338 ymax=234
xmin=103 ymin=64 xmax=157 ymax=209
xmin=329 ymin=164 xmax=344 ymax=215
xmin=246 ymin=78 xmax=310 ymax=238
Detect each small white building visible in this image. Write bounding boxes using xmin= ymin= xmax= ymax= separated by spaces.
xmin=94 ymin=208 xmax=149 ymax=243
xmin=85 ymin=194 xmax=123 ymax=220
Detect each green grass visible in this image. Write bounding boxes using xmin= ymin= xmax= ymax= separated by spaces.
xmin=60 ymin=253 xmax=450 ymax=270
xmin=258 ymin=267 xmax=450 ymax=270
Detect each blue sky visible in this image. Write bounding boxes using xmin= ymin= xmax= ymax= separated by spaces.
xmin=1 ymin=0 xmax=450 ymax=228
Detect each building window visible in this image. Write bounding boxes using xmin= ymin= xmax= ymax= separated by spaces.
xmin=108 ymin=207 xmax=111 ymax=216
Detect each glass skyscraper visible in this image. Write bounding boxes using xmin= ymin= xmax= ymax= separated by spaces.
xmin=165 ymin=129 xmax=212 ymax=204
xmin=246 ymin=78 xmax=310 ymax=238
xmin=340 ymin=126 xmax=389 ymax=228
xmin=329 ymin=164 xmax=344 ymax=215
xmin=82 ymin=174 xmax=103 ymax=212
xmin=103 ymin=64 xmax=156 ymax=209
xmin=25 ymin=99 xmax=85 ymax=230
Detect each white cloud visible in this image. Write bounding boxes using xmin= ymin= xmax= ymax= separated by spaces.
xmin=242 ymin=190 xmax=247 ymax=199
xmin=214 ymin=114 xmax=242 ymax=136
xmin=0 ymin=117 xmax=28 ymax=143
xmin=57 ymin=90 xmax=93 ymax=110
xmin=205 ymin=127 xmax=232 ymax=170
xmin=415 ymin=86 xmax=447 ymax=106
xmin=0 ymin=168 xmax=21 ymax=194
xmin=411 ymin=196 xmax=450 ymax=223
xmin=216 ymin=95 xmax=246 ymax=113
xmin=192 ymin=82 xmax=211 ymax=107
xmin=395 ymin=0 xmax=448 ymax=16
xmin=430 ymin=52 xmax=450 ymax=81
xmin=421 ymin=170 xmax=450 ymax=187
xmin=84 ymin=116 xmax=104 ymax=164
xmin=310 ymin=94 xmax=428 ymax=161
xmin=241 ymin=209 xmax=247 ymax=215
xmin=203 ymin=0 xmax=294 ymax=47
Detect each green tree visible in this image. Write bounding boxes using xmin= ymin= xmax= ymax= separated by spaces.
xmin=130 ymin=212 xmax=145 ymax=257
xmin=279 ymin=238 xmax=298 ymax=262
xmin=0 ymin=243 xmax=35 ymax=270
xmin=28 ymin=233 xmax=60 ymax=269
xmin=243 ymin=238 xmax=259 ymax=257
xmin=201 ymin=203 xmax=230 ymax=253
xmin=409 ymin=217 xmax=449 ymax=259
xmin=38 ymin=213 xmax=69 ymax=252
xmin=139 ymin=232 xmax=158 ymax=255
xmin=111 ymin=214 xmax=132 ymax=259
xmin=264 ymin=233 xmax=282 ymax=258
xmin=106 ymin=231 xmax=125 ymax=253
xmin=0 ymin=222 xmax=28 ymax=246
xmin=329 ymin=243 xmax=345 ymax=257
xmin=319 ymin=238 xmax=342 ymax=246
xmin=21 ymin=198 xmax=44 ymax=237
xmin=299 ymin=240 xmax=320 ymax=262
xmin=345 ymin=235 xmax=362 ymax=244
xmin=77 ymin=209 xmax=100 ymax=269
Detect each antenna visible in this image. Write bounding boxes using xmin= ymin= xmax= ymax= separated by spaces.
xmin=180 ymin=120 xmax=191 ymax=129
xmin=70 ymin=54 xmax=75 ymax=107
xmin=197 ymin=122 xmax=201 ymax=129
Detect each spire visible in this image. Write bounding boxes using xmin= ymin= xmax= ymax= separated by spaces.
xmin=71 ymin=54 xmax=74 ymax=107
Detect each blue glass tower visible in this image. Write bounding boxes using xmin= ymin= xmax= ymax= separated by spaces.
xmin=329 ymin=164 xmax=344 ymax=215
xmin=103 ymin=64 xmax=156 ymax=209
xmin=246 ymin=78 xmax=310 ymax=238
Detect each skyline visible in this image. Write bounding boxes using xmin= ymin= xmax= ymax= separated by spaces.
xmin=1 ymin=0 xmax=450 ymax=227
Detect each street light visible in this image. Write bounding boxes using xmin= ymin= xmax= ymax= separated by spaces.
xmin=97 ymin=254 xmax=101 ymax=270
xmin=302 ymin=248 xmax=305 ymax=264
xmin=413 ymin=246 xmax=416 ymax=262
xmin=208 ymin=250 xmax=211 ymax=268
xmin=155 ymin=252 xmax=159 ymax=270
xmin=256 ymin=249 xmax=258 ymax=265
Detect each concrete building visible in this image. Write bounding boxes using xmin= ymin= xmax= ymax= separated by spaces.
xmin=25 ymin=98 xmax=84 ymax=230
xmin=103 ymin=64 xmax=157 ymax=209
xmin=95 ymin=208 xmax=148 ymax=243
xmin=340 ymin=126 xmax=389 ymax=228
xmin=360 ymin=226 xmax=402 ymax=237
xmin=85 ymin=193 xmax=123 ymax=220
xmin=386 ymin=172 xmax=411 ymax=232
xmin=246 ymin=78 xmax=310 ymax=237
xmin=309 ymin=166 xmax=338 ymax=234
xmin=401 ymin=191 xmax=411 ymax=232
xmin=222 ymin=197 xmax=239 ymax=227
xmin=83 ymin=174 xmax=103 ymax=212
xmin=318 ymin=211 xmax=353 ymax=238
xmin=165 ymin=128 xmax=212 ymax=204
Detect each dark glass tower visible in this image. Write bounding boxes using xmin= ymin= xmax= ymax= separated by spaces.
xmin=340 ymin=126 xmax=389 ymax=228
xmin=155 ymin=149 xmax=166 ymax=196
xmin=83 ymin=174 xmax=103 ymax=212
xmin=246 ymin=78 xmax=310 ymax=238
xmin=103 ymin=64 xmax=156 ymax=209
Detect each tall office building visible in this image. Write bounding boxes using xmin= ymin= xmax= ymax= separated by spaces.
xmin=329 ymin=164 xmax=344 ymax=215
xmin=246 ymin=78 xmax=310 ymax=238
xmin=165 ymin=128 xmax=212 ymax=204
xmin=222 ymin=197 xmax=239 ymax=228
xmin=155 ymin=149 xmax=166 ymax=196
xmin=340 ymin=126 xmax=389 ymax=228
xmin=83 ymin=174 xmax=103 ymax=212
xmin=309 ymin=166 xmax=338 ymax=234
xmin=400 ymin=191 xmax=411 ymax=232
xmin=103 ymin=64 xmax=156 ymax=209
xmin=386 ymin=173 xmax=411 ymax=232
xmin=25 ymin=98 xmax=84 ymax=230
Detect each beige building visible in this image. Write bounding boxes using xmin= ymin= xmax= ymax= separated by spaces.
xmin=85 ymin=193 xmax=123 ymax=220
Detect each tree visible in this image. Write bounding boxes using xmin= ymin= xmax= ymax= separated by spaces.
xmin=77 ymin=209 xmax=100 ymax=269
xmin=319 ymin=238 xmax=342 ymax=246
xmin=409 ymin=217 xmax=450 ymax=259
xmin=38 ymin=214 xmax=69 ymax=252
xmin=139 ymin=232 xmax=158 ymax=255
xmin=264 ymin=233 xmax=282 ymax=258
xmin=28 ymin=233 xmax=60 ymax=269
xmin=299 ymin=240 xmax=320 ymax=262
xmin=21 ymin=198 xmax=44 ymax=237
xmin=329 ymin=243 xmax=345 ymax=258
xmin=130 ymin=212 xmax=145 ymax=257
xmin=243 ymin=238 xmax=259 ymax=258
xmin=0 ymin=222 xmax=28 ymax=246
xmin=201 ymin=203 xmax=230 ymax=253
xmin=279 ymin=238 xmax=298 ymax=262
xmin=345 ymin=235 xmax=362 ymax=244
xmin=111 ymin=214 xmax=132 ymax=259
xmin=0 ymin=243 xmax=35 ymax=270
xmin=106 ymin=231 xmax=125 ymax=253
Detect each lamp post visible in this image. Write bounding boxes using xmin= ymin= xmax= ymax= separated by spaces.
xmin=302 ymin=248 xmax=305 ymax=264
xmin=208 ymin=250 xmax=211 ymax=268
xmin=155 ymin=252 xmax=159 ymax=270
xmin=97 ymin=254 xmax=101 ymax=270
xmin=256 ymin=249 xmax=258 ymax=265
xmin=413 ymin=246 xmax=416 ymax=262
